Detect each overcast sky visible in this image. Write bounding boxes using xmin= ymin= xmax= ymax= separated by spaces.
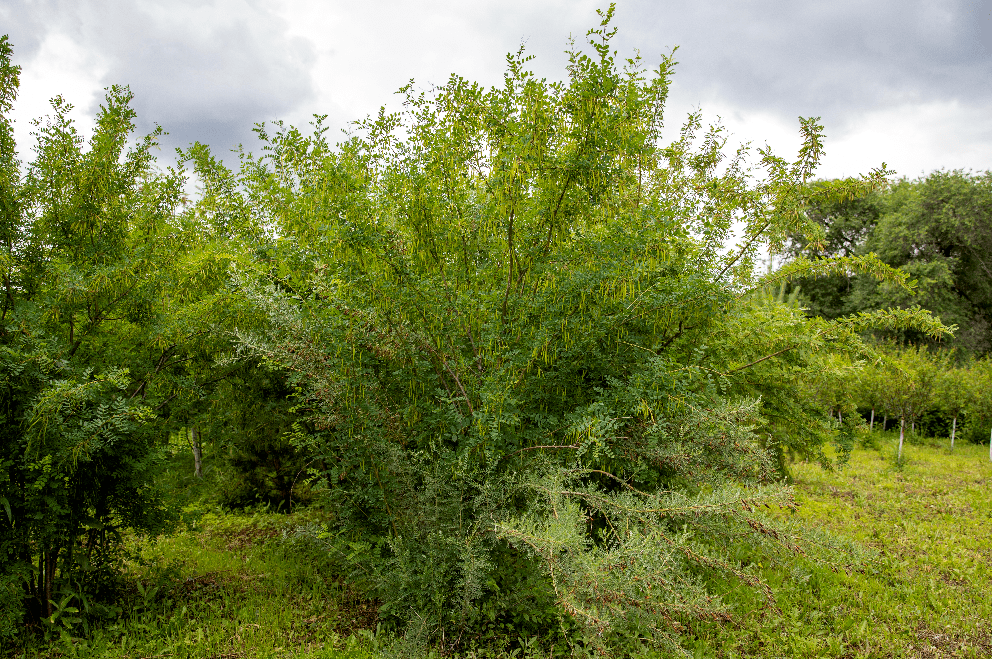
xmin=2 ymin=0 xmax=991 ymax=180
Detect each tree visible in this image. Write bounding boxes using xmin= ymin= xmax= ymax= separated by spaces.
xmin=856 ymin=356 xmax=888 ymax=432
xmin=961 ymin=357 xmax=992 ymax=457
xmin=788 ymin=171 xmax=992 ymax=355
xmin=199 ymin=9 xmax=946 ymax=652
xmin=0 ymin=35 xmax=245 ymax=634
xmin=784 ymin=179 xmax=884 ymax=320
xmin=934 ymin=353 xmax=970 ymax=449
xmin=879 ymin=345 xmax=938 ymax=460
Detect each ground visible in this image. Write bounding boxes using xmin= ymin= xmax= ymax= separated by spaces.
xmin=9 ymin=433 xmax=992 ymax=658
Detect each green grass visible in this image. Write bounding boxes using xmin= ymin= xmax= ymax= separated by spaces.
xmin=10 ymin=509 xmax=382 ymax=659
xmin=686 ymin=434 xmax=992 ymax=658
xmin=10 ymin=434 xmax=992 ymax=658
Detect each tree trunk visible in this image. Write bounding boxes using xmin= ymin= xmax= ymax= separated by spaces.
xmin=190 ymin=426 xmax=203 ymax=479
xmin=883 ymin=414 xmax=888 ymax=431
xmin=42 ymin=548 xmax=59 ymax=618
xmin=950 ymin=416 xmax=956 ymax=449
xmin=870 ymin=408 xmax=875 ymax=432
xmin=899 ymin=417 xmax=905 ymax=461
xmin=838 ymin=409 xmax=843 ymax=424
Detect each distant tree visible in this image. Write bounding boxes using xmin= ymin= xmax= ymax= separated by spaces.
xmin=934 ymin=353 xmax=970 ymax=449
xmin=784 ymin=179 xmax=884 ymax=320
xmin=962 ymin=358 xmax=992 ymax=458
xmin=880 ymin=346 xmax=938 ymax=460
xmin=856 ymin=356 xmax=888 ymax=432
xmin=787 ymin=171 xmax=992 ymax=354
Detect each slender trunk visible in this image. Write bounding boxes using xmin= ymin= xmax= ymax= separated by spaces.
xmin=883 ymin=414 xmax=887 ymax=431
xmin=44 ymin=549 xmax=58 ymax=617
xmin=950 ymin=416 xmax=956 ymax=449
xmin=37 ymin=551 xmax=44 ymax=613
xmin=911 ymin=419 xmax=915 ymax=434
xmin=899 ymin=417 xmax=905 ymax=461
xmin=838 ymin=409 xmax=843 ymax=424
xmin=190 ymin=426 xmax=203 ymax=479
xmin=870 ymin=408 xmax=875 ymax=432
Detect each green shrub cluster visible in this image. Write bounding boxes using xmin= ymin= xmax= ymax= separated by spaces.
xmin=181 ymin=7 xmax=944 ymax=652
xmin=0 ymin=7 xmax=953 ymax=652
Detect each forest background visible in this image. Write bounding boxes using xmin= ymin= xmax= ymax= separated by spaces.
xmin=1 ymin=6 xmax=991 ymax=658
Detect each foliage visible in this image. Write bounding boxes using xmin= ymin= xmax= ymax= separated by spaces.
xmin=0 ymin=34 xmax=247 ymax=636
xmin=959 ymin=357 xmax=992 ymax=446
xmin=1 ymin=7 xmax=978 ymax=653
xmin=10 ymin=442 xmax=992 ymax=659
xmin=176 ymin=8 xmax=950 ymax=652
xmin=787 ymin=171 xmax=992 ymax=354
xmin=7 ymin=510 xmax=385 ymax=659
xmin=206 ymin=366 xmax=311 ymax=510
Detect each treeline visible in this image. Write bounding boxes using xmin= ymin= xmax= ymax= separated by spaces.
xmin=0 ymin=9 xmax=971 ymax=653
xmin=815 ymin=345 xmax=992 ymax=453
xmin=788 ymin=170 xmax=992 ymax=354
xmin=787 ymin=171 xmax=992 ymax=457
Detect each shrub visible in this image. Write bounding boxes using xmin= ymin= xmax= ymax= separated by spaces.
xmin=191 ymin=7 xmax=945 ymax=652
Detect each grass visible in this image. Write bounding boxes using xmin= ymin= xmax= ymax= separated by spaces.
xmin=8 ymin=433 xmax=992 ymax=658
xmin=9 ymin=508 xmax=382 ymax=659
xmin=687 ymin=433 xmax=992 ymax=658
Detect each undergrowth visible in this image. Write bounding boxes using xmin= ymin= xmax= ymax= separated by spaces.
xmin=7 ymin=433 xmax=991 ymax=658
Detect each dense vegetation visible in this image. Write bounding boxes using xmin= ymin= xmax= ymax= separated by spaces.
xmin=12 ymin=438 xmax=989 ymax=659
xmin=1 ymin=6 xmax=988 ymax=656
xmin=786 ymin=171 xmax=992 ymax=353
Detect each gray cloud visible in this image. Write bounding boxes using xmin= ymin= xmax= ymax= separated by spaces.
xmin=3 ymin=0 xmax=315 ymax=157
xmin=2 ymin=0 xmax=990 ymax=172
xmin=619 ymin=0 xmax=992 ymax=132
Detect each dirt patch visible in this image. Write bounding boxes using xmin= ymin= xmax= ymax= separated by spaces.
xmin=908 ymin=621 xmax=992 ymax=658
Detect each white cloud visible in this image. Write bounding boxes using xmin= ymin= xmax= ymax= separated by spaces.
xmin=9 ymin=31 xmax=107 ymax=155
xmin=823 ymin=100 xmax=992 ymax=179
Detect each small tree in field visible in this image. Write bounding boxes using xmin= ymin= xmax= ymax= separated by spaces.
xmin=880 ymin=345 xmax=938 ymax=460
xmin=963 ymin=358 xmax=992 ymax=460
xmin=935 ymin=354 xmax=970 ymax=449
xmin=857 ymin=357 xmax=888 ymax=432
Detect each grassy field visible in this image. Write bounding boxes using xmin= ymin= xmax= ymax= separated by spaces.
xmin=685 ymin=434 xmax=992 ymax=659
xmin=9 ymin=434 xmax=992 ymax=659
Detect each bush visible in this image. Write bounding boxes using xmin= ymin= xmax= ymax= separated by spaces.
xmin=191 ymin=7 xmax=944 ymax=652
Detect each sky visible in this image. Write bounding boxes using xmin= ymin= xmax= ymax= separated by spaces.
xmin=1 ymin=0 xmax=991 ymax=180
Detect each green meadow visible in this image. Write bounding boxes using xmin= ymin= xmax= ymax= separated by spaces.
xmin=12 ymin=434 xmax=990 ymax=659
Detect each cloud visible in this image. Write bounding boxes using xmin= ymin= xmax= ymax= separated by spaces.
xmin=4 ymin=0 xmax=316 ymax=157
xmin=2 ymin=0 xmax=990 ymax=175
xmin=619 ymin=0 xmax=992 ymax=133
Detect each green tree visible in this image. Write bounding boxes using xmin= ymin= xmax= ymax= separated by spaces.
xmin=788 ymin=171 xmax=992 ymax=354
xmin=784 ymin=179 xmax=885 ymax=320
xmin=934 ymin=353 xmax=970 ymax=449
xmin=199 ymin=10 xmax=946 ymax=652
xmin=0 ymin=35 xmax=243 ymax=635
xmin=856 ymin=355 xmax=888 ymax=432
xmin=961 ymin=357 xmax=992 ymax=456
xmin=878 ymin=345 xmax=938 ymax=460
